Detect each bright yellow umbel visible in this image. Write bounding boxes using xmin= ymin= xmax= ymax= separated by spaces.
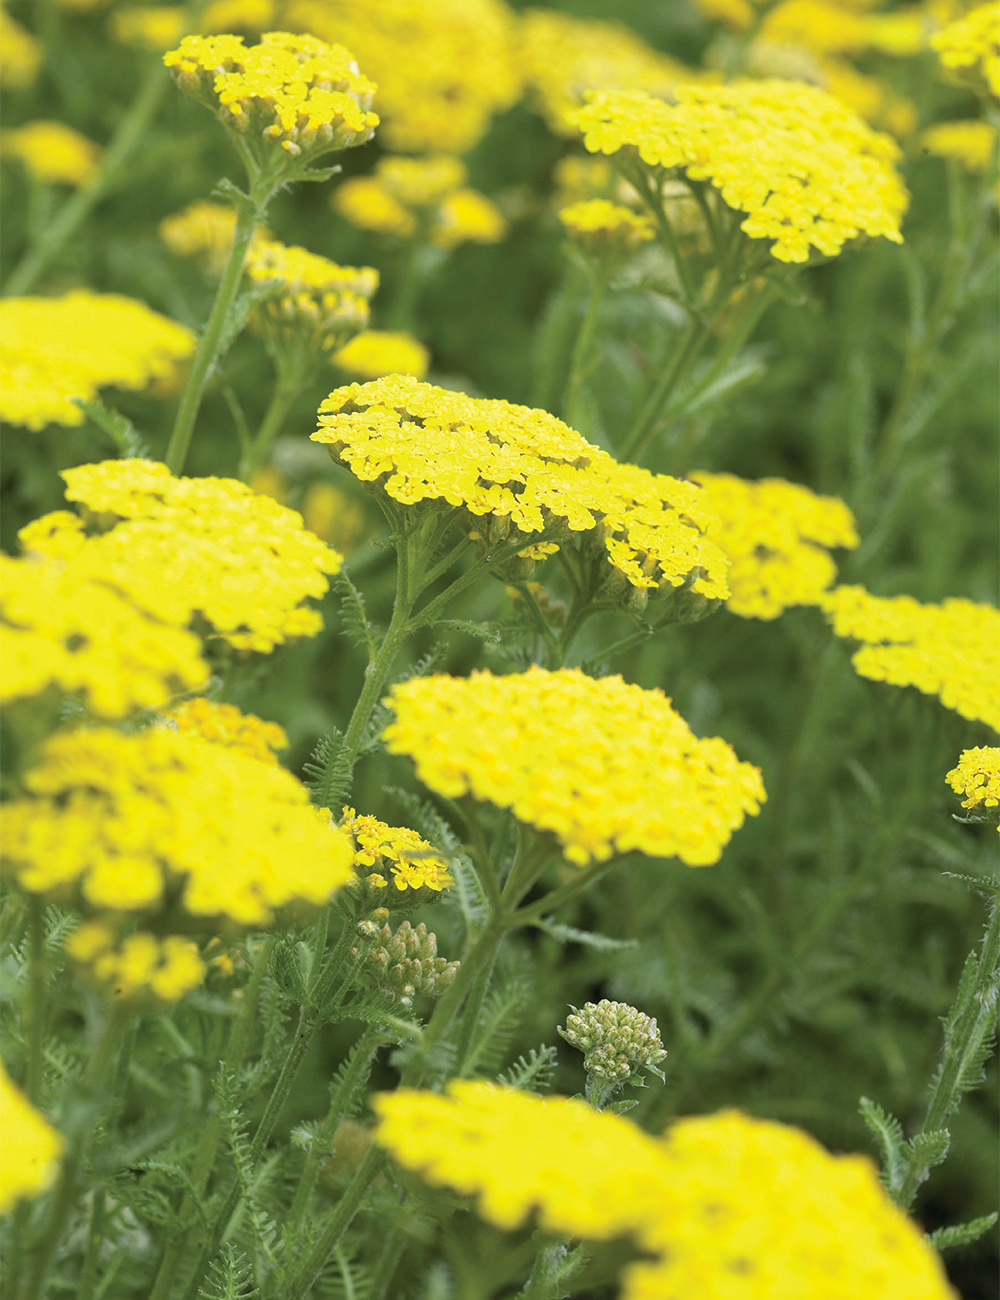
xmin=0 ymin=1065 xmax=64 ymax=1215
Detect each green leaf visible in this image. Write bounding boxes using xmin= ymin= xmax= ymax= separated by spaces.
xmin=497 ymin=1046 xmax=558 ymax=1094
xmin=334 ymin=572 xmax=377 ymax=659
xmin=271 ymin=938 xmax=309 ymax=1004
xmin=602 ymin=1098 xmax=639 ymax=1115
xmin=303 ymin=728 xmax=351 ymax=813
xmin=532 ymin=920 xmax=639 ymax=952
xmin=75 ymin=398 xmax=150 ymax=458
xmin=858 ymin=1096 xmax=907 ymax=1195
xmin=942 ymin=872 xmax=1000 ymax=898
xmin=927 ymin=1212 xmax=998 ymax=1251
xmin=902 ymin=1128 xmax=950 ymax=1172
xmin=434 ymin=619 xmax=500 ymax=644
xmin=197 ymin=1244 xmax=255 ymax=1300
xmin=214 ymin=281 xmax=280 ymax=368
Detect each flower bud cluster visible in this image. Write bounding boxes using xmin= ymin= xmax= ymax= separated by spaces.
xmin=164 ymin=32 xmax=378 ymax=171
xmin=559 ymin=999 xmax=667 ymax=1083
xmin=349 ymin=910 xmax=459 ymax=1008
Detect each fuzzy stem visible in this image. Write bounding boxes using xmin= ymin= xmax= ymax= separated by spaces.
xmin=563 ymin=263 xmax=611 ymax=428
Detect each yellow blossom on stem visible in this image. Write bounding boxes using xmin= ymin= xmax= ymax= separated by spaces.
xmin=433 ymin=188 xmax=508 ymax=248
xmin=690 ymin=471 xmax=859 ymax=619
xmin=0 ymin=8 xmax=41 ymax=89
xmin=946 ymin=747 xmax=1000 ymax=814
xmin=930 ymin=2 xmax=1000 ymax=96
xmin=66 ymin=921 xmax=206 ymax=1002
xmin=382 ymin=667 xmax=765 ymax=866
xmin=161 ymin=698 xmax=288 ymax=764
xmin=0 ymin=121 xmax=102 ymax=187
xmin=283 ymin=0 xmax=520 ymax=154
xmin=558 ymin=198 xmax=655 ymax=263
xmin=313 ymin=376 xmax=729 ymax=600
xmin=340 ymin=808 xmax=454 ymax=896
xmin=333 ymin=330 xmax=430 ymax=381
xmin=0 ymin=1064 xmax=64 ymax=1215
xmin=570 ymin=80 xmax=908 ymax=263
xmin=920 ymin=119 xmax=997 ymax=170
xmin=821 ymin=585 xmax=1000 ymax=729
xmin=0 ymin=291 xmax=196 ymax=430
xmin=159 ymin=199 xmax=271 ymax=274
xmin=2 ymin=726 xmax=355 ymax=924
xmin=373 ymin=1083 xmax=955 ymax=1300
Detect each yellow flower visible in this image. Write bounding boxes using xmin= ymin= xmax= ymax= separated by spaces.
xmin=690 ymin=471 xmax=859 ymax=620
xmin=558 ymin=198 xmax=654 ymax=262
xmin=930 ymin=2 xmax=1000 ymax=96
xmin=57 ymin=458 xmax=342 ymax=652
xmin=110 ymin=5 xmax=185 ymax=51
xmin=302 ymin=482 xmax=371 ymax=552
xmin=2 ymin=726 xmax=355 ymax=924
xmin=821 ymin=586 xmax=1000 ymax=729
xmin=0 ymin=1064 xmax=64 ymax=1215
xmin=283 ymin=0 xmax=520 ymax=154
xmin=517 ymin=8 xmax=700 ymax=137
xmin=0 ymin=291 xmax=196 ymax=430
xmin=313 ymin=376 xmax=729 ymax=600
xmin=694 ymin=0 xmax=758 ymax=30
xmin=551 ymin=154 xmax=617 ymax=208
xmin=163 ymin=31 xmax=378 ymax=165
xmin=921 ymin=119 xmax=997 ymax=169
xmin=244 ymin=239 xmax=378 ymax=356
xmin=382 ymin=667 xmax=765 ymax=867
xmin=159 ymin=199 xmax=271 ymax=274
xmin=433 ymin=189 xmax=507 ymax=249
xmin=377 ymin=154 xmax=468 ymax=209
xmin=333 ymin=330 xmax=430 ymax=380
xmin=373 ymin=1083 xmax=955 ymax=1300
xmin=66 ymin=921 xmax=206 ymax=1002
xmin=760 ymin=0 xmax=874 ymax=55
xmin=0 ymin=8 xmax=42 ymax=88
xmin=340 ymin=808 xmax=454 ymax=894
xmin=945 ymin=747 xmax=1000 ymax=811
xmin=1 ymin=120 xmax=101 ymax=187
xmin=161 ymin=698 xmax=288 ymax=764
xmin=571 ymin=80 xmax=908 ymax=263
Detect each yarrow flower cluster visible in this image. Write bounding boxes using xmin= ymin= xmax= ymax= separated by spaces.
xmin=821 ymin=587 xmax=1000 ymax=730
xmin=558 ymin=199 xmax=655 ymax=263
xmin=558 ymin=999 xmax=667 ymax=1083
xmin=382 ymin=667 xmax=765 ymax=866
xmin=1 ymin=725 xmax=355 ymax=924
xmin=570 ymin=80 xmax=908 ymax=263
xmin=161 ymin=697 xmax=288 ymax=764
xmin=163 ymin=31 xmax=378 ymax=167
xmin=66 ymin=922 xmax=206 ymax=1003
xmin=313 ymin=376 xmax=729 ymax=600
xmin=0 ymin=120 xmax=101 ymax=187
xmin=244 ymin=239 xmax=379 ymax=357
xmin=0 ymin=7 xmax=42 ymax=88
xmin=0 ymin=1065 xmax=64 ymax=1215
xmin=332 ymin=156 xmax=507 ymax=250
xmin=0 ymin=291 xmax=196 ymax=430
xmin=159 ymin=199 xmax=270 ymax=274
xmin=282 ymin=0 xmax=520 ymax=154
xmin=373 ymin=1083 xmax=955 ymax=1300
xmin=56 ymin=458 xmax=342 ymax=652
xmin=349 ymin=911 xmax=459 ymax=1007
xmin=946 ymin=747 xmax=1000 ymax=819
xmin=930 ymin=2 xmax=1000 ymax=97
xmin=332 ymin=330 xmax=430 ymax=381
xmin=920 ymin=119 xmax=997 ymax=171
xmin=517 ymin=8 xmax=697 ymax=136
xmin=340 ymin=808 xmax=454 ymax=904
xmin=690 ymin=471 xmax=859 ymax=619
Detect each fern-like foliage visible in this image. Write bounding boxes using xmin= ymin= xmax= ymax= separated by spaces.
xmin=303 ymin=728 xmax=351 ymax=813
xmin=216 ymin=1067 xmax=280 ymax=1271
xmin=198 ymin=1244 xmax=256 ymax=1300
xmin=859 ymin=1096 xmax=907 ymax=1196
xmin=334 ymin=573 xmax=377 ymax=659
xmin=462 ymin=973 xmax=531 ymax=1078
xmin=927 ymin=1212 xmax=999 ymax=1251
xmin=497 ymin=1046 xmax=558 ymax=1094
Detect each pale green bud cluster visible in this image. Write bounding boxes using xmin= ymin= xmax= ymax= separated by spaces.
xmin=559 ymin=999 xmax=667 ymax=1083
xmin=349 ymin=910 xmax=459 ymax=1008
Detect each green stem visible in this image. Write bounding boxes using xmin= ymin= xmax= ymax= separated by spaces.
xmin=25 ymin=896 xmax=44 ymax=1106
xmin=896 ymin=894 xmax=1000 ymax=1209
xmin=563 ymin=263 xmax=611 ymax=429
xmin=165 ymin=193 xmax=264 ymax=474
xmin=286 ymin=1030 xmax=383 ymax=1234
xmin=3 ymin=62 xmax=169 ymax=297
xmin=628 ymin=165 xmax=698 ymax=307
xmin=620 ymin=316 xmax=710 ymax=463
xmin=74 ymin=1189 xmax=106 ymax=1300
xmin=238 ymin=359 xmax=307 ymax=481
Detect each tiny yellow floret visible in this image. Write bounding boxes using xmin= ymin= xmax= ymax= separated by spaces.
xmin=340 ymin=808 xmax=454 ymax=894
xmin=244 ymin=239 xmax=378 ymax=355
xmin=383 ymin=667 xmax=765 ymax=866
xmin=0 ymin=1064 xmax=64 ymax=1215
xmin=946 ymin=747 xmax=1000 ymax=812
xmin=558 ymin=198 xmax=654 ymax=261
xmin=0 ymin=120 xmax=101 ymax=187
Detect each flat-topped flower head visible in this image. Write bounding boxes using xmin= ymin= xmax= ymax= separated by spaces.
xmin=821 ymin=586 xmax=1000 ymax=729
xmin=2 ymin=726 xmax=355 ymax=924
xmin=930 ymin=2 xmax=1000 ymax=97
xmin=946 ymin=747 xmax=1000 ymax=824
xmin=161 ymin=698 xmax=287 ymax=764
xmin=558 ymin=198 xmax=654 ymax=263
xmin=245 ymin=239 xmax=378 ymax=358
xmin=56 ymin=459 xmax=342 ymax=652
xmin=283 ymin=0 xmax=519 ymax=154
xmin=163 ymin=31 xmax=378 ymax=171
xmin=333 ymin=329 xmax=430 ymax=380
xmin=340 ymin=807 xmax=453 ymax=908
xmin=159 ymin=199 xmax=271 ymax=274
xmin=382 ymin=667 xmax=765 ymax=866
xmin=0 ymin=1065 xmax=64 ymax=1215
xmin=313 ymin=376 xmax=729 ymax=601
xmin=518 ymin=8 xmax=699 ymax=137
xmin=570 ymin=80 xmax=908 ymax=263
xmin=0 ymin=291 xmax=195 ymax=430
xmin=0 ymin=120 xmax=101 ymax=187
xmin=920 ymin=119 xmax=997 ymax=170
xmin=66 ymin=922 xmax=206 ymax=1003
xmin=690 ymin=471 xmax=859 ymax=620
xmin=373 ymin=1083 xmax=955 ymax=1300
